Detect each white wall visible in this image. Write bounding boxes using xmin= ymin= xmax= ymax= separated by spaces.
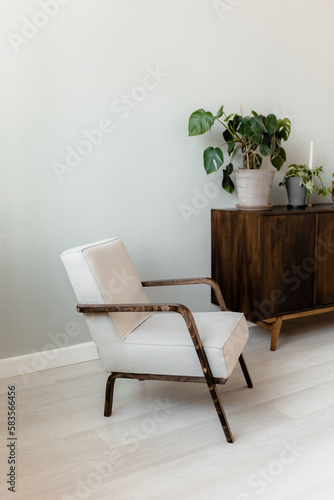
xmin=1 ymin=0 xmax=333 ymax=359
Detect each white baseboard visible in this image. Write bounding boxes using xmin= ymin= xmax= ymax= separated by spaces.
xmin=0 ymin=341 xmax=99 ymax=380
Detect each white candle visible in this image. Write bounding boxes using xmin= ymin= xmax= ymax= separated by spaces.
xmin=309 ymin=140 xmax=314 ymax=170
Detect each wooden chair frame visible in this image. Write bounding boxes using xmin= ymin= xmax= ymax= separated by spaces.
xmin=77 ymin=277 xmax=253 ymax=443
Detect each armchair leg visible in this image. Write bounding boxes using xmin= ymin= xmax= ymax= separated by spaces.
xmin=104 ymin=373 xmax=117 ymax=417
xmin=208 ymin=384 xmax=234 ymax=443
xmin=238 ymin=354 xmax=253 ymax=388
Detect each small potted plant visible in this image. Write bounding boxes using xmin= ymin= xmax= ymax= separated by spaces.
xmin=188 ymin=105 xmax=291 ymax=209
xmin=279 ymin=164 xmax=331 ymax=208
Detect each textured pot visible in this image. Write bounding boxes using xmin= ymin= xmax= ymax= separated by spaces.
xmin=285 ymin=177 xmax=306 ymax=208
xmin=234 ymin=169 xmax=275 ymax=208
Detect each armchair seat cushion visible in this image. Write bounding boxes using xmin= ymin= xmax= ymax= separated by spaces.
xmin=98 ymin=311 xmax=248 ymax=379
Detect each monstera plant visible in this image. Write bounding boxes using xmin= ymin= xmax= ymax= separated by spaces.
xmin=188 ymin=105 xmax=291 ymax=194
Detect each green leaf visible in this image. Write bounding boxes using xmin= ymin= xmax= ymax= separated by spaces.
xmin=215 ymin=105 xmax=224 ymax=119
xmin=203 ymin=147 xmax=224 ymax=174
xmin=188 ymin=109 xmax=214 ymax=136
xmin=270 ymin=135 xmax=281 ymax=156
xmin=222 ymin=169 xmax=235 ymax=193
xmin=223 ymin=128 xmax=234 ymax=143
xmin=277 ymin=118 xmax=291 ymax=141
xmin=265 ymin=114 xmax=278 ymax=134
xmin=259 ymin=143 xmax=271 ymax=157
xmin=270 ymin=147 xmax=286 ymax=170
xmin=236 ymin=118 xmax=244 ymax=136
xmin=227 ymin=141 xmax=235 ymax=154
xmin=252 ymin=114 xmax=268 ymax=133
xmin=226 ymin=162 xmax=233 ymax=175
xmin=229 ymin=144 xmax=242 ymax=162
xmin=243 ymin=117 xmax=263 ymax=144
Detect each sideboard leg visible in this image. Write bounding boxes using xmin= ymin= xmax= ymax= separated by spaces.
xmin=270 ymin=317 xmax=283 ymax=351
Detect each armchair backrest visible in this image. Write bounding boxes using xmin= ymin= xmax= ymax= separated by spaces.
xmin=61 ymin=238 xmax=152 ymax=340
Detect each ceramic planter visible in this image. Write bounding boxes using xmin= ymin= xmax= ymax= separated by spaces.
xmin=285 ymin=177 xmax=306 ymax=208
xmin=234 ymin=169 xmax=275 ymax=210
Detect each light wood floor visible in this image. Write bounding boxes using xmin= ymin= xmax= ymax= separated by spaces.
xmin=1 ymin=313 xmax=334 ymax=500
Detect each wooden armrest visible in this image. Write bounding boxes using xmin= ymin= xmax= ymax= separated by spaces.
xmin=141 ymin=277 xmax=227 ymax=311
xmin=77 ymin=303 xmax=182 ymax=314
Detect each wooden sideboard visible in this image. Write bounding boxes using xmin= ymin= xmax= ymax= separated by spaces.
xmin=211 ymin=204 xmax=334 ymax=350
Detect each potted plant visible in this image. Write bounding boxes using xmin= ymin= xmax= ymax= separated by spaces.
xmin=279 ymin=164 xmax=331 ymax=208
xmin=188 ymin=105 xmax=291 ymax=209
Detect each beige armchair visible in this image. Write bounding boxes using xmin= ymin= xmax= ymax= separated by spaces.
xmin=61 ymin=237 xmax=252 ymax=443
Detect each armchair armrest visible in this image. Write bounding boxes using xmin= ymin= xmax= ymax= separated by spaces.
xmin=141 ymin=277 xmax=227 ymax=311
xmin=77 ymin=303 xmax=182 ymax=314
